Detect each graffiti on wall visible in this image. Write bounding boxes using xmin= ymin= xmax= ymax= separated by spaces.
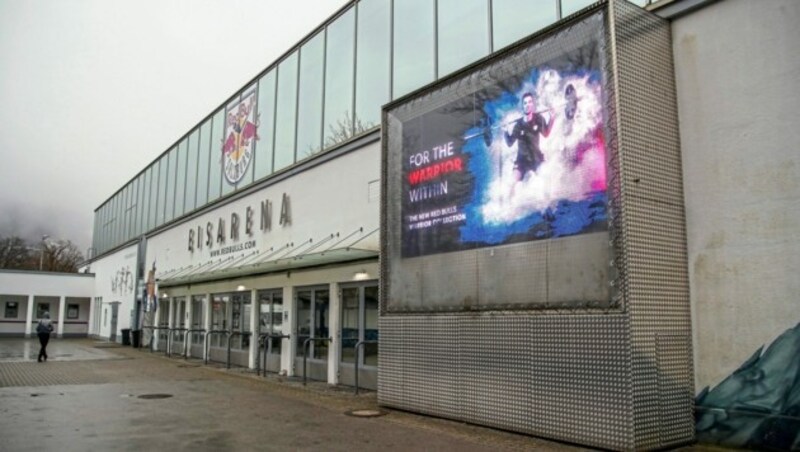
xmin=110 ymin=266 xmax=134 ymax=295
xmin=696 ymin=322 xmax=800 ymax=450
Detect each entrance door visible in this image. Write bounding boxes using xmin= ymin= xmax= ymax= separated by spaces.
xmin=340 ymin=283 xmax=379 ymax=389
xmin=189 ymin=295 xmax=206 ymax=357
xmin=158 ymin=299 xmax=170 ymax=347
xmin=172 ymin=297 xmax=186 ymax=354
xmin=110 ymin=302 xmax=119 ymax=342
xmin=258 ymin=289 xmax=284 ymax=373
xmin=295 ymin=287 xmax=330 ymax=381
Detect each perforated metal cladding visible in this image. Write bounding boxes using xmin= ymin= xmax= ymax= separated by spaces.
xmin=611 ymin=0 xmax=693 ymax=448
xmin=379 ymin=314 xmax=632 ymax=450
xmin=379 ymin=1 xmax=693 ymax=451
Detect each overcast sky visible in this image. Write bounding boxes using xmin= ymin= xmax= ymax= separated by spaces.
xmin=0 ymin=0 xmax=347 ymax=253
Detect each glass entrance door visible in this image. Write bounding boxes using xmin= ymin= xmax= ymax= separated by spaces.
xmin=172 ymin=297 xmax=186 ymax=354
xmin=295 ymin=287 xmax=330 ymax=381
xmin=340 ymin=283 xmax=379 ymax=389
xmin=189 ymin=295 xmax=205 ymax=357
xmin=258 ymin=289 xmax=284 ymax=373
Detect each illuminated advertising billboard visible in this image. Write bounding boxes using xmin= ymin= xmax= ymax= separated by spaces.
xmin=384 ymin=14 xmax=611 ymax=311
xmin=400 ymin=46 xmax=606 ymax=258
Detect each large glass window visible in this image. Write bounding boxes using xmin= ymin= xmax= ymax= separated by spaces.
xmin=186 ymin=131 xmax=199 ymax=210
xmin=492 ymin=0 xmax=557 ymax=50
xmin=295 ymin=288 xmax=329 ymax=360
xmin=136 ymin=173 xmax=145 ymax=236
xmin=323 ymin=8 xmax=355 ymax=148
xmin=393 ymin=0 xmax=435 ymax=99
xmin=254 ymin=70 xmax=276 ymax=181
xmin=126 ymin=179 xmax=137 ymax=239
xmin=438 ymin=0 xmax=490 ymax=77
xmin=296 ymin=33 xmax=325 ymax=160
xmin=117 ymin=192 xmax=124 ymax=244
xmin=156 ymin=157 xmax=168 ymax=226
xmin=174 ymin=139 xmax=187 ymax=218
xmin=208 ymin=109 xmax=224 ymax=203
xmin=355 ymin=0 xmax=390 ymax=130
xmin=196 ymin=119 xmax=211 ymax=208
xmin=274 ymin=52 xmax=299 ymax=171
xmin=110 ymin=196 xmax=117 ymax=247
xmin=164 ymin=147 xmax=177 ymax=223
xmin=143 ymin=167 xmax=153 ymax=232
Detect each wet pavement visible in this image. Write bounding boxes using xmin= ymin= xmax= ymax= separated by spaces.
xmin=0 ymin=338 xmax=724 ymax=451
xmin=0 ymin=338 xmax=585 ymax=451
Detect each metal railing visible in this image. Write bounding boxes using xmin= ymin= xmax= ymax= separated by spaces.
xmin=184 ymin=328 xmax=206 ymax=359
xmin=353 ymin=340 xmax=378 ymax=395
xmin=142 ymin=326 xmax=170 ymax=353
xmin=302 ymin=337 xmax=332 ymax=386
xmin=256 ymin=333 xmax=290 ymax=376
xmin=226 ymin=332 xmax=252 ymax=369
xmin=203 ymin=330 xmax=229 ymax=365
xmin=166 ymin=327 xmax=188 ymax=357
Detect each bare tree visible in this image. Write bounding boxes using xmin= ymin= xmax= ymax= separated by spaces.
xmin=0 ymin=236 xmax=33 ymax=269
xmin=41 ymin=240 xmax=84 ymax=272
xmin=0 ymin=236 xmax=84 ymax=272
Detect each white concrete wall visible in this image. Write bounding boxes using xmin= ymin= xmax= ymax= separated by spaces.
xmin=145 ymin=141 xmax=381 ymax=277
xmin=89 ymin=244 xmax=139 ymax=340
xmin=673 ymin=0 xmax=800 ymax=391
xmin=0 ymin=271 xmax=94 ymax=336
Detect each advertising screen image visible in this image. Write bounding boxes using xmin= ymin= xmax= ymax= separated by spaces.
xmin=400 ymin=44 xmax=607 ymax=258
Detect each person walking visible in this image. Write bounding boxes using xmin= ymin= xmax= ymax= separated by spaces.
xmin=36 ymin=312 xmax=53 ymax=362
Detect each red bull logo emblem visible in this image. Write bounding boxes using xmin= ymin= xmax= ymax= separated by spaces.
xmin=222 ymin=92 xmax=259 ymax=184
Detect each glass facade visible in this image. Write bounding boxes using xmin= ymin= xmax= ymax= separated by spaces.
xmin=392 ymin=0 xmax=435 ymax=99
xmin=323 ymin=8 xmax=355 ymax=148
xmin=254 ymin=71 xmax=276 ymax=180
xmin=274 ymin=52 xmax=298 ymax=171
xmin=354 ymin=0 xmax=390 ymax=130
xmin=92 ymin=0 xmax=627 ymax=254
xmin=437 ymin=0 xmax=490 ymax=77
xmin=296 ymin=33 xmax=325 ymax=160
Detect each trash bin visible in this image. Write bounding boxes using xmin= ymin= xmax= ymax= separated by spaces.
xmin=121 ymin=328 xmax=131 ymax=346
xmin=131 ymin=330 xmax=141 ymax=348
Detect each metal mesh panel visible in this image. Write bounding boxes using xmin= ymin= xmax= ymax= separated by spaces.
xmin=611 ymin=0 xmax=693 ymax=448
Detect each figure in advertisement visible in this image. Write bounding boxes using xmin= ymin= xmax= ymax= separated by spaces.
xmin=504 ymin=92 xmax=555 ymax=182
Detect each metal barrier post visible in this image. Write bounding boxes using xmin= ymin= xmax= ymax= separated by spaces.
xmin=353 ymin=340 xmax=378 ymax=395
xmin=184 ymin=329 xmax=206 ymax=359
xmin=259 ymin=333 xmax=290 ymax=377
xmin=166 ymin=328 xmax=187 ymax=357
xmin=303 ymin=337 xmax=332 ymax=386
xmin=226 ymin=332 xmax=252 ymax=369
xmin=145 ymin=326 xmax=168 ymax=353
xmin=204 ymin=330 xmax=229 ymax=365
